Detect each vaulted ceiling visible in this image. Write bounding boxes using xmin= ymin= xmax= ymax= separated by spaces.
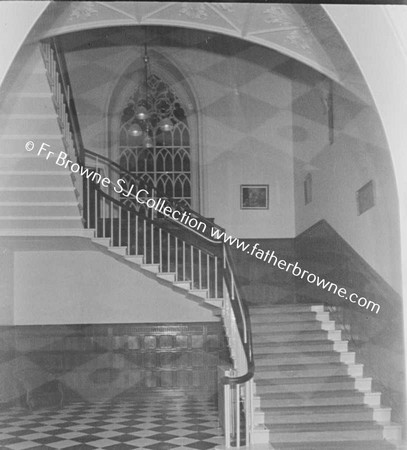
xmin=28 ymin=2 xmax=370 ymax=101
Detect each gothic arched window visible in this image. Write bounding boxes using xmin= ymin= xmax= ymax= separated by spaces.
xmin=119 ymin=74 xmax=192 ymax=208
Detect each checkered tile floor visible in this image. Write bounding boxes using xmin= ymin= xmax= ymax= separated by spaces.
xmin=0 ymin=394 xmax=224 ymax=449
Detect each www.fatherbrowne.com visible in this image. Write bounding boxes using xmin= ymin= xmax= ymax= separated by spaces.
xmin=211 ymin=228 xmax=380 ymax=314
xmin=25 ymin=142 xmax=380 ymax=314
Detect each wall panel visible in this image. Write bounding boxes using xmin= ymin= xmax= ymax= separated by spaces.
xmin=0 ymin=322 xmax=229 ymax=405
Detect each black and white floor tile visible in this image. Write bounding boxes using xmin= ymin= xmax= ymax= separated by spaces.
xmin=0 ymin=394 xmax=224 ymax=449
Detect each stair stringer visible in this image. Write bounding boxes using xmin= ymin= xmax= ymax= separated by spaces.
xmin=91 ymin=235 xmax=223 ymax=314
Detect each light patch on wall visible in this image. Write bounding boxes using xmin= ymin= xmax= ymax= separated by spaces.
xmin=319 ymin=79 xmax=334 ymax=145
xmin=357 ymin=180 xmax=375 ymax=215
xmin=304 ymin=173 xmax=312 ymax=205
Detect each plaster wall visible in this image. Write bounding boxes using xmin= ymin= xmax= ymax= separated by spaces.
xmin=65 ymin=42 xmax=295 ymax=238
xmin=10 ymin=238 xmax=217 ymax=325
xmin=293 ymin=67 xmax=401 ymax=292
xmin=0 ymin=2 xmax=48 ymax=90
xmin=0 ymin=249 xmax=13 ymax=325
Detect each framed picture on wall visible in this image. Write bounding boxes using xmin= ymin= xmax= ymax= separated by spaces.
xmin=240 ymin=185 xmax=269 ymax=209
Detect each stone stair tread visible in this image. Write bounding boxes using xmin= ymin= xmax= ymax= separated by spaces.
xmin=249 ymin=307 xmax=318 ymax=320
xmin=253 ymin=340 xmax=341 ymax=351
xmin=252 ymin=328 xmax=331 ymax=335
xmin=253 ymin=331 xmax=342 ymax=343
xmin=256 ymin=362 xmax=347 ymax=371
xmin=249 ymin=303 xmax=323 ymax=308
xmin=255 ymin=376 xmax=354 ymax=385
xmin=256 ymin=382 xmax=357 ymax=393
xmin=252 ymin=317 xmax=323 ymax=323
xmin=252 ymin=320 xmax=334 ymax=333
xmin=258 ymin=390 xmax=364 ymax=400
xmin=252 ymin=320 xmax=328 ymax=326
xmin=272 ymin=440 xmax=396 ymax=449
xmin=255 ymin=351 xmax=339 ymax=358
xmin=249 ymin=304 xmax=324 ymax=312
xmin=260 ymin=405 xmax=375 ymax=415
xmin=255 ymin=381 xmax=374 ymax=395
xmin=256 ymin=356 xmax=344 ymax=367
xmin=266 ymin=421 xmax=387 ymax=433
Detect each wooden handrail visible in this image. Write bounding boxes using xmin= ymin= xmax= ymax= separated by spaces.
xmin=49 ymin=37 xmax=85 ymax=165
xmin=90 ymin=181 xmax=222 ymax=259
xmin=222 ymin=244 xmax=254 ymax=385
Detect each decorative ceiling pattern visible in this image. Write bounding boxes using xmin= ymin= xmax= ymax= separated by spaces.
xmin=28 ymin=2 xmax=369 ymax=100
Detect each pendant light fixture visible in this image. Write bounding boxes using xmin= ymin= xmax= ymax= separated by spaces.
xmin=128 ymin=38 xmax=173 ymax=147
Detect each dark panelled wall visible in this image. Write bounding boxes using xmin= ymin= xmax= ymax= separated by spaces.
xmin=0 ymin=322 xmax=229 ymax=406
xmin=230 ymin=238 xmax=296 ymax=304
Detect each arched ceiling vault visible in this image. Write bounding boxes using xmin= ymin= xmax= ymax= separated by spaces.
xmin=27 ymin=2 xmax=370 ymax=102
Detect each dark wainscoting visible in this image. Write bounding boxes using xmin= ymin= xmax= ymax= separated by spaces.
xmin=0 ymin=327 xmax=16 ymax=407
xmin=0 ymin=322 xmax=229 ymax=405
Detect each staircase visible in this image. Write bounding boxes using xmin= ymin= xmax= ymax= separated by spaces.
xmin=1 ymin=38 xmax=404 ymax=449
xmin=250 ymin=303 xmax=402 ymax=449
xmin=0 ymin=44 xmax=88 ymax=236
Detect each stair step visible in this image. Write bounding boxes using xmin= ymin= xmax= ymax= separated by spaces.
xmin=0 ymin=136 xmax=65 ymax=154
xmin=0 ymin=92 xmax=55 ymax=115
xmin=253 ymin=340 xmax=348 ymax=353
xmin=189 ymin=289 xmax=208 ymax=299
xmin=205 ymin=298 xmax=223 ymax=308
xmin=0 ymin=172 xmax=73 ymax=188
xmin=0 ymin=114 xmax=60 ymax=134
xmin=249 ymin=304 xmax=325 ymax=314
xmin=156 ymin=272 xmax=176 ymax=282
xmin=124 ymin=255 xmax=144 ymax=265
xmin=0 ymin=217 xmax=83 ymax=229
xmin=266 ymin=421 xmax=399 ymax=443
xmin=255 ymin=351 xmax=355 ymax=366
xmin=7 ymin=69 xmax=51 ymax=94
xmin=91 ymin=237 xmax=111 ymax=247
xmin=252 ymin=320 xmax=335 ymax=333
xmin=0 ymin=153 xmax=64 ymax=171
xmin=254 ymin=363 xmax=363 ymax=379
xmin=255 ymin=376 xmax=372 ymax=394
xmin=254 ymin=375 xmax=364 ymax=386
xmin=272 ymin=440 xmax=397 ymax=450
xmin=258 ymin=405 xmax=389 ymax=424
xmin=0 ymin=188 xmax=76 ymax=203
xmin=0 ymin=134 xmax=63 ymax=140
xmin=141 ymin=263 xmax=160 ymax=273
xmin=252 ymin=329 xmax=341 ymax=343
xmin=0 ymin=204 xmax=79 ymax=217
xmin=0 ymin=228 xmax=94 ymax=237
xmin=250 ymin=311 xmax=329 ymax=323
xmin=173 ymin=281 xmax=191 ymax=291
xmin=107 ymin=246 xmax=128 ymax=256
xmin=255 ymin=390 xmax=381 ymax=408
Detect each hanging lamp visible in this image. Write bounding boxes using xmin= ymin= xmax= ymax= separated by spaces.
xmin=128 ymin=39 xmax=174 ymax=145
